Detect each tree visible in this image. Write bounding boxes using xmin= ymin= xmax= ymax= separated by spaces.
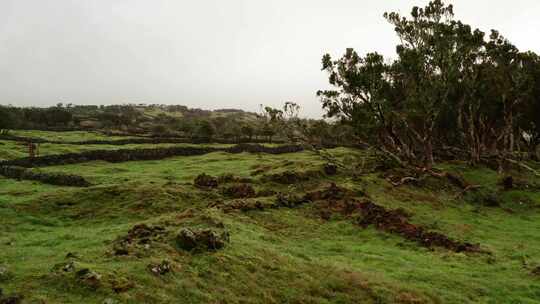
xmin=241 ymin=124 xmax=255 ymax=142
xmin=0 ymin=106 xmax=17 ymax=129
xmin=193 ymin=120 xmax=215 ymax=143
xmin=319 ymin=0 xmax=540 ymax=167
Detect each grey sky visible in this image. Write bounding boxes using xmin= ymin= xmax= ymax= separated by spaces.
xmin=1 ymin=1 xmax=539 ymax=117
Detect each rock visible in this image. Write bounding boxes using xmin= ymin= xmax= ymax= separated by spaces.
xmin=75 ymin=268 xmax=102 ymax=290
xmin=194 ymin=173 xmax=218 ymax=189
xmin=148 ymin=260 xmax=172 ymax=276
xmin=177 ymin=228 xmax=229 ymax=251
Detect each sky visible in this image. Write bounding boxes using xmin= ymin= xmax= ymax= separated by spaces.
xmin=1 ymin=1 xmax=539 ymax=118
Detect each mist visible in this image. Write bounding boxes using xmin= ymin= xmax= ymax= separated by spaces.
xmin=1 ymin=0 xmax=539 ymax=117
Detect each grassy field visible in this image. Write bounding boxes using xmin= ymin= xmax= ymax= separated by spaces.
xmin=8 ymin=130 xmax=136 ymax=142
xmin=0 ymin=134 xmax=539 ymax=303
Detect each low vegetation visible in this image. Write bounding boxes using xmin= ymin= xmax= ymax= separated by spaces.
xmin=1 ymin=1 xmax=539 ymax=303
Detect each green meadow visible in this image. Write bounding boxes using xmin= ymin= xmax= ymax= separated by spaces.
xmin=0 ymin=132 xmax=539 ymax=303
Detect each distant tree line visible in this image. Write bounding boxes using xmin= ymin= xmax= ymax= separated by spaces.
xmin=0 ymin=103 xmax=73 ymax=130
xmin=0 ymin=103 xmax=351 ymax=145
xmin=318 ymin=0 xmax=540 ymax=167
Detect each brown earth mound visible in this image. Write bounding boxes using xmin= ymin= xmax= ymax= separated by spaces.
xmin=194 ymin=173 xmax=218 ymax=189
xmin=308 ymin=184 xmax=481 ymax=253
xmin=222 ymin=184 xmax=256 ymax=198
xmin=176 ymin=228 xmax=230 ymax=251
xmin=354 ymin=200 xmax=480 ymax=252
xmin=112 ymin=224 xmax=167 ymax=256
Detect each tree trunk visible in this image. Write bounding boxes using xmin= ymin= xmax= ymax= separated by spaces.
xmin=425 ymin=137 xmax=434 ymax=169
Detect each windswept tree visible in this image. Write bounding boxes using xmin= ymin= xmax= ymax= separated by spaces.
xmin=319 ymin=0 xmax=540 ymax=168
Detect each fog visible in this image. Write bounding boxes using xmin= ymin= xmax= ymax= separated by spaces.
xmin=1 ymin=0 xmax=539 ymax=117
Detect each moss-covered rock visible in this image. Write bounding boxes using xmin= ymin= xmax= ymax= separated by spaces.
xmin=176 ymin=228 xmax=230 ymax=251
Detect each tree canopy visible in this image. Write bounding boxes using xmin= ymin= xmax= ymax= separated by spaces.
xmin=318 ymin=0 xmax=540 ymax=167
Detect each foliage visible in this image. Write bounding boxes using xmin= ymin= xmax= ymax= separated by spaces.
xmin=318 ymin=0 xmax=540 ymax=167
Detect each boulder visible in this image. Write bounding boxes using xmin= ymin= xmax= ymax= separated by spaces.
xmin=177 ymin=228 xmax=230 ymax=251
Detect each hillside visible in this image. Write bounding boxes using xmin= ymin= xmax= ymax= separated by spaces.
xmin=0 ymin=131 xmax=539 ymax=303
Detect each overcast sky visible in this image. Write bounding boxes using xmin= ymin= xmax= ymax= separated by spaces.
xmin=1 ymin=1 xmax=539 ymax=117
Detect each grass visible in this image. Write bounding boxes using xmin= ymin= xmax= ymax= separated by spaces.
xmin=8 ymin=130 xmax=136 ymax=142
xmin=0 ymin=141 xmax=539 ymax=303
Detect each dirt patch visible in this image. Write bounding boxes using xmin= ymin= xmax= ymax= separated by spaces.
xmin=354 ymin=200 xmax=480 ymax=252
xmin=194 ymin=173 xmax=218 ymax=189
xmin=112 ymin=224 xmax=168 ymax=256
xmin=176 ymin=228 xmax=230 ymax=251
xmin=308 ymin=184 xmax=481 ymax=253
xmin=532 ymin=266 xmax=540 ymax=276
xmin=222 ymin=184 xmax=256 ymax=199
